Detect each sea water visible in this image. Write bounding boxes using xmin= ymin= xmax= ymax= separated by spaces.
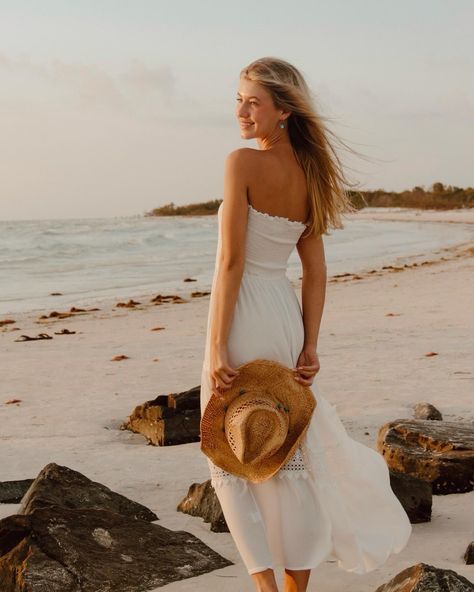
xmin=0 ymin=208 xmax=472 ymax=315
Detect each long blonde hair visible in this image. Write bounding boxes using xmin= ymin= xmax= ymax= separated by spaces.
xmin=241 ymin=57 xmax=362 ymax=237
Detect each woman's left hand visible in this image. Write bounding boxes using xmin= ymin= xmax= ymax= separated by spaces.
xmin=293 ymin=347 xmax=320 ymax=387
xmin=209 ymin=344 xmax=240 ymax=400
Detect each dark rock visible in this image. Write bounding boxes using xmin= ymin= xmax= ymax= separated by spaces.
xmin=375 ymin=562 xmax=473 ymax=591
xmin=389 ymin=470 xmax=432 ymax=523
xmin=123 ymin=386 xmax=201 ymax=445
xmin=465 ymin=541 xmax=474 ymax=565
xmin=19 ymin=463 xmax=158 ymax=522
xmin=377 ymin=419 xmax=474 ymax=494
xmin=168 ymin=387 xmax=200 ymax=411
xmin=177 ymin=480 xmax=228 ymax=533
xmin=0 ymin=479 xmax=34 ymax=504
xmin=414 ymin=402 xmax=443 ymax=421
xmin=0 ymin=505 xmax=232 ymax=591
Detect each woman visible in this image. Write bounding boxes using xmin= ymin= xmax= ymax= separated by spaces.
xmin=199 ymin=57 xmax=411 ymax=592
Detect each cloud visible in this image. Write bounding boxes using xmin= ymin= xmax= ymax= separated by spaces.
xmin=51 ymin=60 xmax=129 ymax=110
xmin=121 ymin=59 xmax=175 ymax=98
xmin=0 ymin=51 xmax=234 ymax=126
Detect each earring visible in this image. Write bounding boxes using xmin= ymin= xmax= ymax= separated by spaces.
xmin=279 ymin=122 xmax=285 ymax=129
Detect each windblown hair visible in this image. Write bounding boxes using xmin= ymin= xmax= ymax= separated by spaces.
xmin=240 ymin=57 xmax=362 ymax=238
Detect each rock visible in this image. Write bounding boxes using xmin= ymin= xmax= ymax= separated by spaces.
xmin=0 ymin=479 xmax=34 ymax=504
xmin=168 ymin=387 xmax=200 ymax=411
xmin=465 ymin=542 xmax=474 ymax=565
xmin=177 ymin=480 xmax=228 ymax=533
xmin=389 ymin=470 xmax=432 ymax=523
xmin=375 ymin=562 xmax=473 ymax=591
xmin=414 ymin=402 xmax=443 ymax=421
xmin=123 ymin=386 xmax=201 ymax=446
xmin=0 ymin=463 xmax=232 ymax=591
xmin=19 ymin=463 xmax=158 ymax=522
xmin=377 ymin=419 xmax=474 ymax=494
xmin=0 ymin=506 xmax=232 ymax=591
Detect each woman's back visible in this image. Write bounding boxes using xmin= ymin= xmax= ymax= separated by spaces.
xmin=244 ymin=146 xmax=310 ymax=225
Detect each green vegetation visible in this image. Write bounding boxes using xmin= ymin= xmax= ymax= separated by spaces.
xmin=145 ymin=199 xmax=223 ymax=217
xmin=350 ymin=183 xmax=474 ymax=210
xmin=145 ymin=183 xmax=473 ymax=217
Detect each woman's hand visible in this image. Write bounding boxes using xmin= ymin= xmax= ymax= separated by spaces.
xmin=209 ymin=344 xmax=240 ymax=400
xmin=293 ymin=346 xmax=320 ymax=387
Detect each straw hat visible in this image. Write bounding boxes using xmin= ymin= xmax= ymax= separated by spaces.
xmin=200 ymin=358 xmax=316 ymax=483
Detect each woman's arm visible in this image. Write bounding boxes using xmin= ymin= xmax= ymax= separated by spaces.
xmin=208 ymin=149 xmax=251 ymax=397
xmin=292 ymin=232 xmax=326 ymax=386
xmin=296 ymin=232 xmax=327 ymax=349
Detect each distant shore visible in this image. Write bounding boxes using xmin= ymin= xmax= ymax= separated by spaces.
xmin=145 ymin=185 xmax=474 ymax=217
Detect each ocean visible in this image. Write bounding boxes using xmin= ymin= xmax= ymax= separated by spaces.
xmin=1 ymin=208 xmax=472 ymax=315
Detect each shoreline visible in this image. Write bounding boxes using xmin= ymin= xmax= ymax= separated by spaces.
xmin=2 ymin=238 xmax=472 ymax=327
xmin=2 ymin=208 xmax=473 ymax=321
xmin=349 ymin=206 xmax=474 ymax=225
xmin=1 ymin=208 xmax=473 ymax=590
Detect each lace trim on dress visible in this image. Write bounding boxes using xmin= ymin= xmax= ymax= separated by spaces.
xmin=209 ymin=445 xmax=309 ymax=490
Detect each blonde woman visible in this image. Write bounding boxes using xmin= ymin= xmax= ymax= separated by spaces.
xmin=199 ymin=57 xmax=411 ymax=592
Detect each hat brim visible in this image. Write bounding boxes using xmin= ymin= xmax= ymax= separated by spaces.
xmin=200 ymin=359 xmax=316 ymax=483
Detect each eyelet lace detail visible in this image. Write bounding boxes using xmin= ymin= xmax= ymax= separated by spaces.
xmin=279 ymin=445 xmax=306 ymax=471
xmin=208 ymin=444 xmax=307 ymax=488
xmin=248 ymin=203 xmax=307 ymax=228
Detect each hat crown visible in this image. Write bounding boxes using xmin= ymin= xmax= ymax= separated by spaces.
xmin=225 ymin=393 xmax=289 ymax=465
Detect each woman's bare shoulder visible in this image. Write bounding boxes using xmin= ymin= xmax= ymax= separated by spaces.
xmin=225 ymin=147 xmax=262 ymax=163
xmin=226 ymin=147 xmax=273 ymax=171
xmin=224 ymin=148 xmax=264 ymax=183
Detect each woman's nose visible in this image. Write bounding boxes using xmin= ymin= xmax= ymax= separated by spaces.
xmin=236 ymin=102 xmax=249 ymax=118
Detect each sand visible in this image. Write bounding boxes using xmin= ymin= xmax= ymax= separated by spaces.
xmin=1 ymin=208 xmax=473 ymax=591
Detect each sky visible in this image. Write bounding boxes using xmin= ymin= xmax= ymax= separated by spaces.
xmin=0 ymin=0 xmax=472 ymax=220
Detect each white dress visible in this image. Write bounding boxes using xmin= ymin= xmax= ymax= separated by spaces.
xmin=200 ymin=201 xmax=411 ymax=575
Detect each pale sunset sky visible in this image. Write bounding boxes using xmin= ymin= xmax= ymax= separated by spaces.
xmin=0 ymin=1 xmax=472 ymax=220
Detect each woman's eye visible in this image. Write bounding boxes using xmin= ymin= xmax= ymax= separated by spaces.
xmin=235 ymin=98 xmax=258 ymax=105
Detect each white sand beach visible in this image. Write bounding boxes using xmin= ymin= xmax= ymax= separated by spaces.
xmin=1 ymin=208 xmax=473 ymax=591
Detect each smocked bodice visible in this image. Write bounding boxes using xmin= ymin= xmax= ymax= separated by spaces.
xmin=217 ymin=202 xmax=307 ymax=279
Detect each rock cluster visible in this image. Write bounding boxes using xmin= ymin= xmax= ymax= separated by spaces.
xmin=0 ymin=463 xmax=232 ymax=591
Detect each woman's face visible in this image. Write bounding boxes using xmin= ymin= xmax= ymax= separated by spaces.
xmin=236 ymin=77 xmax=283 ymax=140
